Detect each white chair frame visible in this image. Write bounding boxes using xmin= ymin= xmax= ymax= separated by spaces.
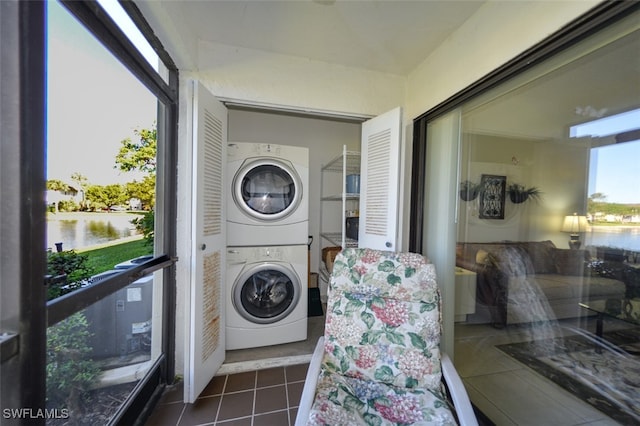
xmin=296 ymin=336 xmax=478 ymax=425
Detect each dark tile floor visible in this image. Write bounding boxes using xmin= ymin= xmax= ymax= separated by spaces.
xmin=145 ymin=363 xmax=309 ymax=426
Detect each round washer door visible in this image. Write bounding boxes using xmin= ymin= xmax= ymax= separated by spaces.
xmin=232 ymin=263 xmax=301 ymax=324
xmin=232 ymin=158 xmax=302 ymax=221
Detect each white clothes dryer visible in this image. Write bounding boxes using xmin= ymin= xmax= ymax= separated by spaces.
xmin=226 ymin=245 xmax=308 ymax=350
xmin=227 ymin=142 xmax=309 ymax=246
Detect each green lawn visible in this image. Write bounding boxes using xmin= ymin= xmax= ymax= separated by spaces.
xmin=79 ymin=239 xmax=152 ymax=275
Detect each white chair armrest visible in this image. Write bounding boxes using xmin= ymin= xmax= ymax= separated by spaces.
xmin=441 ymin=354 xmax=478 ymax=426
xmin=294 ymin=336 xmax=325 ymax=426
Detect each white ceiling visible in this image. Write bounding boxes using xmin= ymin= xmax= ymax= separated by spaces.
xmin=137 ymin=0 xmax=485 ymax=75
xmin=463 ymin=25 xmax=640 ymax=141
xmin=135 ymin=1 xmax=638 ymax=141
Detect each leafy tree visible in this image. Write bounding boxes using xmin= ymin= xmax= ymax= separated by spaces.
xmin=85 ymin=184 xmax=127 ymax=211
xmin=47 ymin=180 xmax=66 ymax=213
xmin=57 ymin=199 xmax=80 ymax=213
xmin=46 ymin=250 xmax=94 ymax=300
xmin=115 ymin=125 xmax=157 ymax=174
xmin=114 ymin=125 xmax=157 ymax=244
xmin=46 ymin=252 xmax=100 ymax=418
xmin=46 ymin=179 xmax=76 ymax=212
xmin=125 ymin=175 xmax=156 ymax=210
xmin=46 ymin=179 xmax=70 ymax=192
xmin=46 ymin=312 xmax=101 ymax=418
xmin=131 ymin=211 xmax=155 ymax=247
xmin=71 ymin=172 xmax=89 ymax=210
xmin=588 ymin=192 xmax=640 ymax=221
xmin=115 ymin=125 xmax=157 ymax=243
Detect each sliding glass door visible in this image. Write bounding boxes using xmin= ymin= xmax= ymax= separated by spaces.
xmin=413 ymin=4 xmax=639 ymax=424
xmin=421 ymin=110 xmax=461 ymax=356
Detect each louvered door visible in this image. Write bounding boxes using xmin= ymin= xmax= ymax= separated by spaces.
xmin=186 ymin=81 xmax=227 ymax=403
xmin=358 ymin=107 xmax=402 ymax=250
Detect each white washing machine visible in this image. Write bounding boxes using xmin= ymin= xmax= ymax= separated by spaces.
xmin=226 ymin=245 xmax=308 ymax=350
xmin=227 ymin=142 xmax=309 ymax=246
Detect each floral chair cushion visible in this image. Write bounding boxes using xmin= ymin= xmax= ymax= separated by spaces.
xmin=309 ymin=369 xmax=456 ymax=425
xmin=307 ymin=248 xmax=456 ymax=425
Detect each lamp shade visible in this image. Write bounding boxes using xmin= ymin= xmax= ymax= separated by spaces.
xmin=561 ymin=213 xmax=589 ymax=234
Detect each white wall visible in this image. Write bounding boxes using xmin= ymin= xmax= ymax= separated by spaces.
xmin=457 ymin=133 xmax=591 ymax=247
xmin=197 ymin=41 xmax=406 ymax=119
xmin=531 ymin=140 xmax=590 ymax=246
xmin=458 ymin=134 xmax=538 ymax=243
xmin=405 ymin=0 xmax=600 ymax=119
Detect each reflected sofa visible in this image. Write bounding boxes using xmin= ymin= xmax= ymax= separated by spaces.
xmin=456 ymin=240 xmax=626 ymax=327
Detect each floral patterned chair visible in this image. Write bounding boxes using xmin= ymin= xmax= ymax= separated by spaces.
xmin=296 ymin=248 xmax=477 ymax=425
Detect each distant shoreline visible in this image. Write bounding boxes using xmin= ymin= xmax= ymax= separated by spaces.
xmin=76 ymin=234 xmax=144 ymax=253
xmin=47 ymin=211 xmax=145 ymax=252
xmin=47 ymin=211 xmax=145 ymax=220
xmin=590 ymin=224 xmax=640 ymax=230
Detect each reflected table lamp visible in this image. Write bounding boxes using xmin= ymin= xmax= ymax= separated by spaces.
xmin=562 ymin=213 xmax=589 ymax=249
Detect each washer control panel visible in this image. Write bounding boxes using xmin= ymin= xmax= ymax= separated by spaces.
xmin=227 ymin=246 xmax=286 ymax=262
xmin=256 ymin=246 xmax=283 ymax=260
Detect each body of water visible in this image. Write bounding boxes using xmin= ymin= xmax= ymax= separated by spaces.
xmin=48 ymin=214 xmax=638 ymax=253
xmin=584 ymin=226 xmax=640 ymax=252
xmin=47 ymin=212 xmax=143 ymax=251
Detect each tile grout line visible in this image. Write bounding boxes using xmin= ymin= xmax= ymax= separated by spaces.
xmin=251 ymin=370 xmax=258 ymax=426
xmin=284 ymin=366 xmax=292 ymax=426
xmin=213 ymin=374 xmax=228 ymax=425
xmin=166 ymin=366 xmax=311 ymax=426
xmin=175 ymin=402 xmax=188 ymax=426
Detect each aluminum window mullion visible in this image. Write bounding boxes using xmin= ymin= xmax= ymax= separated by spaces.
xmin=0 ymin=0 xmax=48 ymax=419
xmin=118 ymin=0 xmax=177 ymax=77
xmin=59 ymin=0 xmax=176 ymax=105
xmin=46 ymin=255 xmax=175 ymax=327
xmin=156 ymin=99 xmax=179 ymax=381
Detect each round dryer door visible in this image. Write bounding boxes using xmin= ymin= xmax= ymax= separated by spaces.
xmin=233 ymin=158 xmax=302 ymax=221
xmin=232 ymin=263 xmax=301 ymax=324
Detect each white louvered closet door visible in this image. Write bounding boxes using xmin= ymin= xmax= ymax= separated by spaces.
xmin=186 ymin=81 xmax=227 ymax=403
xmin=358 ymin=107 xmax=402 ymax=251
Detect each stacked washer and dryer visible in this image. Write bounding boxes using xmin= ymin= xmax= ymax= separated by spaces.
xmin=226 ymin=142 xmax=309 ymax=350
